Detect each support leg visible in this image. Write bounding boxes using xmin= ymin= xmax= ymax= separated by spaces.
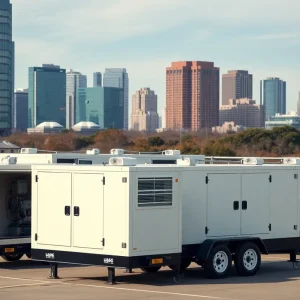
xmin=49 ymin=263 xmax=59 ymax=279
xmin=173 ymin=262 xmax=181 ymax=284
xmin=124 ymin=268 xmax=133 ymax=273
xmin=289 ymin=250 xmax=300 ymax=269
xmin=290 ymin=250 xmax=297 ymax=262
xmin=107 ymin=267 xmax=116 ymax=285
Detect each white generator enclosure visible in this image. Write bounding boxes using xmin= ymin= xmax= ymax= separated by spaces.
xmin=31 ymin=164 xmax=182 ymax=270
xmin=31 ymin=159 xmax=300 ymax=282
xmin=0 ymin=149 xmax=202 ymax=263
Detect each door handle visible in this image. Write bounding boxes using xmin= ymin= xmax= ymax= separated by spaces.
xmin=242 ymin=201 xmax=247 ymax=210
xmin=65 ymin=206 xmax=70 ymax=216
xmin=233 ymin=201 xmax=239 ymax=210
xmin=74 ymin=206 xmax=80 ymax=216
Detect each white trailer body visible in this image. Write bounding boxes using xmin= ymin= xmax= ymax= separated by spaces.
xmin=31 ymin=164 xmax=182 ymax=270
xmin=31 ymin=159 xmax=300 ymax=281
xmin=0 ymin=149 xmax=202 ymax=261
xmin=179 ymin=164 xmax=299 ymax=245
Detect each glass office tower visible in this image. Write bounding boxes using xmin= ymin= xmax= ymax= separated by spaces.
xmin=93 ymin=72 xmax=102 ymax=87
xmin=66 ymin=69 xmax=87 ymax=129
xmin=76 ymin=87 xmax=124 ymax=129
xmin=261 ymin=77 xmax=286 ymax=120
xmin=103 ymin=68 xmax=128 ymax=129
xmin=0 ymin=0 xmax=14 ymax=135
xmin=28 ymin=64 xmax=66 ymax=128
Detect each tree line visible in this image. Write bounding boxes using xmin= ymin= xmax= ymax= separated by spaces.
xmin=7 ymin=126 xmax=300 ymax=157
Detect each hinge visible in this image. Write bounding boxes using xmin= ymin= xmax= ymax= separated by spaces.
xmin=269 ymin=175 xmax=272 ymax=182
xmin=268 ymin=224 xmax=272 ymax=231
xmin=35 ymin=175 xmax=38 ymax=182
xmin=35 ymin=233 xmax=38 ymax=241
xmin=205 ymin=227 xmax=209 ymax=234
xmin=102 ymin=177 xmax=105 ymax=185
xmin=101 ymin=238 xmax=105 ymax=246
xmin=205 ymin=176 xmax=209 ymax=184
xmin=294 ymin=174 xmax=298 ymax=179
xmin=122 ymin=242 xmax=127 ymax=249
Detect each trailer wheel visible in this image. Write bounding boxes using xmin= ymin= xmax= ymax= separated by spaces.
xmin=141 ymin=266 xmax=161 ymax=273
xmin=203 ymin=245 xmax=232 ymax=279
xmin=169 ymin=259 xmax=191 ymax=272
xmin=234 ymin=242 xmax=261 ymax=276
xmin=1 ymin=254 xmax=24 ymax=262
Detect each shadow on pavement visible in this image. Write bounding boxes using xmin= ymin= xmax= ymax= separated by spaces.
xmin=61 ymin=261 xmax=300 ymax=287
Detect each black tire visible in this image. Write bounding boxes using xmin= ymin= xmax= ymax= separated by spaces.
xmin=141 ymin=266 xmax=161 ymax=273
xmin=234 ymin=242 xmax=261 ymax=276
xmin=169 ymin=259 xmax=191 ymax=272
xmin=204 ymin=244 xmax=232 ymax=279
xmin=26 ymin=253 xmax=32 ymax=259
xmin=1 ymin=253 xmax=24 ymax=262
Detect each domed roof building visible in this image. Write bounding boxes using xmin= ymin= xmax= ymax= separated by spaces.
xmin=36 ymin=122 xmax=64 ymax=129
xmin=72 ymin=122 xmax=101 ymax=135
xmin=27 ymin=122 xmax=64 ymax=134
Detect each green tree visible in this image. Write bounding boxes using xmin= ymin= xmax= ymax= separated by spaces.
xmin=148 ymin=136 xmax=165 ymax=147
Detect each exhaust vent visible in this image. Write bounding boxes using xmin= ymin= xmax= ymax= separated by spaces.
xmin=164 ymin=150 xmax=181 ymax=156
xmin=110 ymin=149 xmax=125 ymax=155
xmin=86 ymin=148 xmax=100 ymax=155
xmin=0 ymin=156 xmax=17 ymax=164
xmin=242 ymin=157 xmax=264 ymax=165
xmin=20 ymin=148 xmax=38 ymax=154
xmin=109 ymin=157 xmax=137 ymax=166
xmin=282 ymin=158 xmax=300 ymax=165
xmin=177 ymin=156 xmax=205 ymax=166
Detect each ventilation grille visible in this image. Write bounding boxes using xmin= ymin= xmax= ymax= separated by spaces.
xmin=138 ymin=177 xmax=173 ymax=207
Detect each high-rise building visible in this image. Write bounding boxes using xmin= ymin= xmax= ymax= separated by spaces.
xmin=14 ymin=89 xmax=28 ymax=131
xmin=103 ymin=68 xmax=128 ymax=129
xmin=265 ymin=112 xmax=300 ymax=130
xmin=260 ymin=77 xmax=286 ymax=120
xmin=220 ymin=98 xmax=265 ymax=128
xmin=130 ymin=88 xmax=159 ymax=132
xmin=166 ymin=61 xmax=219 ymax=131
xmin=0 ymin=0 xmax=14 ymax=135
xmin=28 ymin=64 xmax=66 ymax=128
xmin=222 ymin=70 xmax=253 ymax=105
xmin=93 ymin=72 xmax=102 ymax=87
xmin=76 ymin=87 xmax=124 ymax=129
xmin=66 ymin=69 xmax=87 ymax=129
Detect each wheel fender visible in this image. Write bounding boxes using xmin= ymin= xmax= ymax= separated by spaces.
xmin=196 ymin=239 xmax=218 ymax=261
xmin=247 ymin=238 xmax=268 ymax=255
xmin=196 ymin=237 xmax=268 ymax=262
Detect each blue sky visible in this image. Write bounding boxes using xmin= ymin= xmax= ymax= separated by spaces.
xmin=11 ymin=0 xmax=300 ymax=114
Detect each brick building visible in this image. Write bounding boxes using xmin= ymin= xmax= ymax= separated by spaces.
xmin=166 ymin=61 xmax=219 ymax=131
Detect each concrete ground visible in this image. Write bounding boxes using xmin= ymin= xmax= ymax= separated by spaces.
xmin=0 ymin=254 xmax=299 ymax=300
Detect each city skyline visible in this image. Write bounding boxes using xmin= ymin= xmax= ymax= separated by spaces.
xmin=11 ymin=0 xmax=300 ymax=115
